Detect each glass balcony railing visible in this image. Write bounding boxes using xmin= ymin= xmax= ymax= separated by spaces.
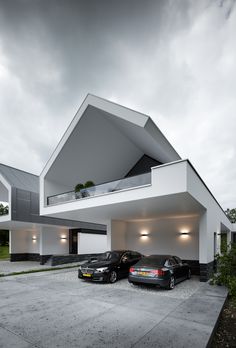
xmin=47 ymin=172 xmax=151 ymax=206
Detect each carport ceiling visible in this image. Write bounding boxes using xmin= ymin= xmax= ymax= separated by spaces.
xmin=47 ymin=192 xmax=206 ymax=224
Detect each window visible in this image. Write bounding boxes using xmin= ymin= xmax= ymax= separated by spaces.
xmin=173 ymin=256 xmax=182 ymax=265
xmin=167 ymin=258 xmax=177 ymax=266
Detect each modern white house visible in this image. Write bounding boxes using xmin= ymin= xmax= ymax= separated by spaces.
xmin=39 ymin=94 xmax=234 ymax=281
xmin=0 ymin=163 xmax=107 ymax=265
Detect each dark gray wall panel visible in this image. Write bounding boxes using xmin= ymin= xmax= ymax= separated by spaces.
xmin=11 ymin=187 xmax=106 ymax=230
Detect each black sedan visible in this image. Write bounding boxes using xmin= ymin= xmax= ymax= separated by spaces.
xmin=78 ymin=250 xmax=142 ymax=283
xmin=128 ymin=255 xmax=191 ymax=290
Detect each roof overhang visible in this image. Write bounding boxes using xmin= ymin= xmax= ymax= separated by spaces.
xmin=39 ymin=192 xmax=205 ymax=225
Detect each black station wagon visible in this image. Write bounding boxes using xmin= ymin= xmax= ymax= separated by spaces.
xmin=128 ymin=255 xmax=191 ymax=290
xmin=78 ymin=250 xmax=142 ymax=283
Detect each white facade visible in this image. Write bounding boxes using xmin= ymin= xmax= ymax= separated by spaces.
xmin=37 ymin=94 xmax=234 ymax=280
xmin=78 ymin=233 xmax=107 ymax=254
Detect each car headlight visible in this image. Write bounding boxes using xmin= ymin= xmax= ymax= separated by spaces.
xmin=95 ymin=267 xmax=109 ymax=272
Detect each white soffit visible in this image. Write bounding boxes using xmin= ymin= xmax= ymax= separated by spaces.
xmin=41 ymin=94 xmax=181 ymax=178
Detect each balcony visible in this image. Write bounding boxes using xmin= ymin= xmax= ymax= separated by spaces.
xmin=47 ymin=172 xmax=151 ymax=206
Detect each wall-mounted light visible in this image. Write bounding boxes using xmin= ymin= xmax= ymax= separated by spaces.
xmin=140 ymin=230 xmax=149 ymax=239
xmin=179 ymin=230 xmax=190 ymax=239
xmin=60 ymin=235 xmax=67 ymax=242
xmin=32 ymin=236 xmax=37 ymax=242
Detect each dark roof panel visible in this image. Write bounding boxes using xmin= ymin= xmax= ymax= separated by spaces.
xmin=0 ymin=164 xmax=39 ymax=193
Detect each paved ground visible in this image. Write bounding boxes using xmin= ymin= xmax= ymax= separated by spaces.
xmin=0 ymin=268 xmax=228 ymax=348
xmin=0 ymin=261 xmax=84 ymax=275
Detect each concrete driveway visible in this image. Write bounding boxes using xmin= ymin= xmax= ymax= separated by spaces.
xmin=0 ymin=269 xmax=227 ymax=348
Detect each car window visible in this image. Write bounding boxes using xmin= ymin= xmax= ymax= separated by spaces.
xmin=99 ymin=252 xmax=120 ymax=261
xmin=121 ymin=252 xmax=131 ymax=262
xmin=139 ymin=256 xmax=166 ymax=267
xmin=130 ymin=251 xmax=140 ymax=259
xmin=173 ymin=256 xmax=182 ymax=265
xmin=168 ymin=258 xmax=177 ymax=266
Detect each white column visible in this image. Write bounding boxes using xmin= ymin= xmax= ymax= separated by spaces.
xmin=106 ymin=221 xmax=112 ymax=250
xmin=199 ymin=212 xmax=208 ymax=264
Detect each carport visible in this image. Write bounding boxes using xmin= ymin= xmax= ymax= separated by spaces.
xmin=39 ymin=96 xmax=233 ymax=282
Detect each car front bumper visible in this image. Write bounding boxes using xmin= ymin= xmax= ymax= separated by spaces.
xmin=78 ymin=270 xmax=109 ymax=282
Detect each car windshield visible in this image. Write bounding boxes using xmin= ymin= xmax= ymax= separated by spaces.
xmin=99 ymin=251 xmax=120 ymax=261
xmin=137 ymin=256 xmax=166 ymax=267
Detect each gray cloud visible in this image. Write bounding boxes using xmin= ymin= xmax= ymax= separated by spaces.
xmin=0 ymin=0 xmax=235 ymax=209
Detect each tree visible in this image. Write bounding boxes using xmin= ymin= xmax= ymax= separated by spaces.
xmin=0 ymin=230 xmax=9 ymax=246
xmin=0 ymin=204 xmax=8 ymax=216
xmin=225 ymin=208 xmax=236 ymax=223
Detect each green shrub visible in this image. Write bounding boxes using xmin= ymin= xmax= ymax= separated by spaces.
xmin=75 ymin=183 xmax=84 ymax=192
xmin=74 ymin=181 xmax=95 ymax=198
xmin=212 ymin=243 xmax=236 ymax=299
xmin=228 ymin=277 xmax=236 ymax=298
xmin=84 ymin=181 xmax=95 ymax=188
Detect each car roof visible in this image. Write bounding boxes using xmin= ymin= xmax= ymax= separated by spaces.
xmin=111 ymin=250 xmax=138 ymax=253
xmin=148 ymin=255 xmax=173 ymax=259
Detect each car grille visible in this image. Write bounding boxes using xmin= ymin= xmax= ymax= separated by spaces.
xmin=80 ymin=267 xmax=94 ymax=274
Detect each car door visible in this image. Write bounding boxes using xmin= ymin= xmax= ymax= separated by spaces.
xmin=119 ymin=252 xmax=133 ymax=277
xmin=175 ymin=256 xmax=189 ymax=279
xmin=130 ymin=251 xmax=142 ymax=266
xmin=169 ymin=257 xmax=181 ymax=280
xmin=173 ymin=256 xmax=186 ymax=279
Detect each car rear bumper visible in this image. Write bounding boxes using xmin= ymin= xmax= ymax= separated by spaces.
xmin=128 ymin=275 xmax=170 ymax=287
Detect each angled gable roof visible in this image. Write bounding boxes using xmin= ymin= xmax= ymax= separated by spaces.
xmin=0 ymin=164 xmax=39 ymax=193
xmin=41 ymin=94 xmax=181 ymax=188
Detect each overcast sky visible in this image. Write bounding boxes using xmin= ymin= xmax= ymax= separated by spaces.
xmin=0 ymin=0 xmax=235 ymax=209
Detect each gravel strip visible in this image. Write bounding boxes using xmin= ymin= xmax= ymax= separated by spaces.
xmin=48 ymin=269 xmax=202 ymax=299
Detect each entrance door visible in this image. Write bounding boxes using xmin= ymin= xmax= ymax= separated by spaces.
xmin=69 ymin=230 xmax=78 ymax=254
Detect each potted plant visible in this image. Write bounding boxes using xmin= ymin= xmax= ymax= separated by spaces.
xmin=75 ymin=183 xmax=84 ymax=199
xmin=74 ymin=181 xmax=95 ymax=199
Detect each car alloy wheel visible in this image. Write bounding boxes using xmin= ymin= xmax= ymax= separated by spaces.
xmin=168 ymin=276 xmax=175 ymax=290
xmin=109 ymin=271 xmax=117 ymax=283
xmin=187 ymin=269 xmax=191 ymax=279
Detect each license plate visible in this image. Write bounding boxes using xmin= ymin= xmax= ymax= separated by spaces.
xmin=83 ymin=273 xmax=92 ymax=277
xmin=138 ymin=271 xmax=149 ymax=276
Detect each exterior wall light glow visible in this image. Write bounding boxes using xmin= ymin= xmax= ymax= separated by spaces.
xmin=180 ymin=231 xmax=190 ymax=239
xmin=32 ymin=236 xmax=37 ymax=242
xmin=60 ymin=235 xmax=67 ymax=242
xmin=140 ymin=231 xmax=149 ymax=239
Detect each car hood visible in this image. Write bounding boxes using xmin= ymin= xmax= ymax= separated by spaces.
xmin=82 ymin=260 xmax=115 ymax=269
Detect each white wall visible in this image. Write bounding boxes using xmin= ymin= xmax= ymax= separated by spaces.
xmin=10 ymin=230 xmax=40 ymax=254
xmin=40 ymin=227 xmax=69 ymax=255
xmin=125 ymin=216 xmax=199 ymax=260
xmin=110 ymin=220 xmax=127 ymax=250
xmin=78 ymin=233 xmax=107 ymax=254
xmin=187 ymin=164 xmax=232 ymax=263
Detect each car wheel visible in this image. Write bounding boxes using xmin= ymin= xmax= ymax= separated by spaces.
xmin=167 ymin=276 xmax=175 ymax=290
xmin=187 ymin=269 xmax=191 ymax=279
xmin=108 ymin=270 xmax=117 ymax=283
